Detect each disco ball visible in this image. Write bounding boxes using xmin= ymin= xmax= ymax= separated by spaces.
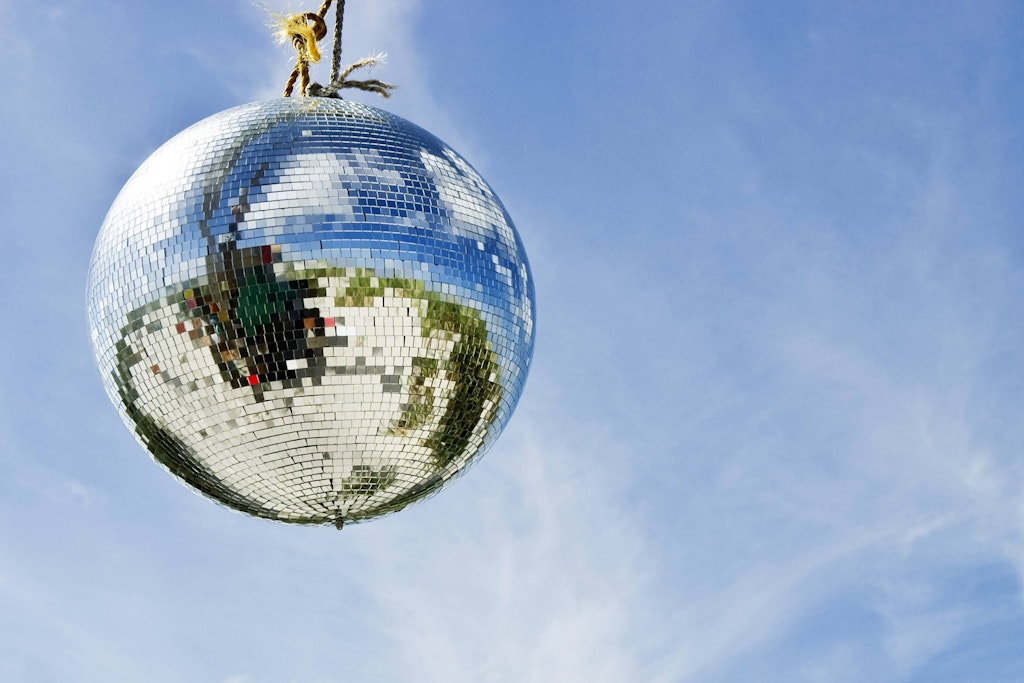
xmin=86 ymin=97 xmax=535 ymax=527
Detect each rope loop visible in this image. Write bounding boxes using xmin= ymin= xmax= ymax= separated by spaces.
xmin=279 ymin=10 xmax=329 ymax=97
xmin=293 ymin=12 xmax=328 ymax=56
xmin=278 ymin=0 xmax=394 ymax=99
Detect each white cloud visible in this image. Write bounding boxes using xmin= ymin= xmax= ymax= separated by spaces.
xmin=354 ymin=426 xmax=648 ymax=681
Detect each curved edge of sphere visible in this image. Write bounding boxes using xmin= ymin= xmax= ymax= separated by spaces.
xmin=86 ymin=98 xmax=536 ymax=526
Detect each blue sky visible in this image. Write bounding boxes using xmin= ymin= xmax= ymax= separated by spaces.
xmin=3 ymin=0 xmax=1024 ymax=681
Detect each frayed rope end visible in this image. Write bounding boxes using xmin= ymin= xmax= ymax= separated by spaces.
xmin=311 ymin=53 xmax=396 ymax=99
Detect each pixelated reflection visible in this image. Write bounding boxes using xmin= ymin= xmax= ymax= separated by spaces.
xmin=87 ymin=98 xmax=534 ymax=526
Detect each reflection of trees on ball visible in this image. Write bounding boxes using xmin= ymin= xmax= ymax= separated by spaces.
xmin=113 ymin=262 xmax=500 ymax=524
xmin=88 ymin=98 xmax=535 ymax=528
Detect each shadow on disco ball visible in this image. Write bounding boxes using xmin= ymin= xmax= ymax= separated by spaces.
xmin=111 ymin=239 xmax=501 ymax=524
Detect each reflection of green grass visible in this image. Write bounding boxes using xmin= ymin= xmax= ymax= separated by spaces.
xmin=290 ymin=266 xmax=501 ymax=471
xmin=111 ymin=265 xmax=502 ymax=525
xmin=339 ymin=464 xmax=398 ymax=496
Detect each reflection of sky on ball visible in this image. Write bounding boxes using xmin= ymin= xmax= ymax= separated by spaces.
xmin=87 ymin=98 xmax=535 ymax=525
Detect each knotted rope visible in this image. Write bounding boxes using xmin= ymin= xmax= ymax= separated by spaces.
xmin=277 ymin=0 xmax=395 ymax=99
xmin=278 ymin=9 xmax=328 ymax=97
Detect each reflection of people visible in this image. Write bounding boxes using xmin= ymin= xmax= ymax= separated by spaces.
xmin=111 ymin=248 xmax=501 ymax=526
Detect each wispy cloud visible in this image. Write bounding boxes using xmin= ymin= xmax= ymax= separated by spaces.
xmin=4 ymin=1 xmax=1024 ymax=681
xmin=345 ymin=410 xmax=652 ymax=682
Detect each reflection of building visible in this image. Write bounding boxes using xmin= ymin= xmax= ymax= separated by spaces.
xmin=88 ymin=98 xmax=535 ymax=527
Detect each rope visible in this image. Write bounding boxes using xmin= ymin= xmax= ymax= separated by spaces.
xmin=278 ymin=3 xmax=330 ymax=97
xmin=277 ymin=0 xmax=395 ymax=99
xmin=331 ymin=0 xmax=345 ymax=84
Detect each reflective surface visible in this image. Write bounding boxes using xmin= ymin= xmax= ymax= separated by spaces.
xmin=87 ymin=98 xmax=535 ymax=525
